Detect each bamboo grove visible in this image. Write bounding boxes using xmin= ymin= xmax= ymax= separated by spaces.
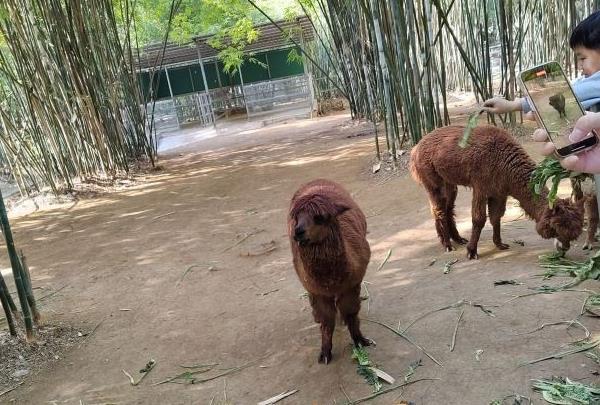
xmin=0 ymin=0 xmax=155 ymax=196
xmin=1 ymin=0 xmax=600 ymax=191
xmin=294 ymin=0 xmax=600 ymax=160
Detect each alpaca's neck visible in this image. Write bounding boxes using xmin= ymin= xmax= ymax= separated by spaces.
xmin=508 ymin=166 xmax=546 ymax=222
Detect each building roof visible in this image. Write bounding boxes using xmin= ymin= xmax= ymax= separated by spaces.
xmin=136 ymin=16 xmax=314 ymax=71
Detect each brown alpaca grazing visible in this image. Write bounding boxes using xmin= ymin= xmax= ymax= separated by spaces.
xmin=410 ymin=125 xmax=584 ymax=259
xmin=288 ymin=179 xmax=371 ymax=364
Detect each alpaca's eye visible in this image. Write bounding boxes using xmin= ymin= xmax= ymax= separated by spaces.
xmin=314 ymin=214 xmax=326 ymax=224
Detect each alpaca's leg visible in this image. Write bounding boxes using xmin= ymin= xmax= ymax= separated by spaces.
xmin=488 ymin=196 xmax=509 ymax=250
xmin=466 ymin=190 xmax=487 ymax=259
xmin=424 ymin=187 xmax=453 ymax=251
xmin=309 ymin=293 xmax=336 ymax=364
xmin=444 ymin=183 xmax=468 ymax=244
xmin=337 ymin=284 xmax=372 ymax=347
xmin=584 ymin=195 xmax=599 ymax=250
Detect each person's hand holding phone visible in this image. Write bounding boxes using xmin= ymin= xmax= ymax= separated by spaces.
xmin=533 ymin=111 xmax=600 ymax=173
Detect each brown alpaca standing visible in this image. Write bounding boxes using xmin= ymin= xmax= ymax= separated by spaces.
xmin=410 ymin=125 xmax=584 ymax=259
xmin=288 ymin=179 xmax=371 ymax=364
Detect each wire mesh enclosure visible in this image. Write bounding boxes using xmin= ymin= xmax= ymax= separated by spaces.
xmin=243 ymin=74 xmax=314 ymax=119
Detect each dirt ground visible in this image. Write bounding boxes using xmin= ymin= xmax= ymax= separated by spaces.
xmin=1 ymin=111 xmax=599 ymax=404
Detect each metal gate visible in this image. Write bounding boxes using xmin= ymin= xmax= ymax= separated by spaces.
xmin=173 ymin=92 xmax=214 ymax=127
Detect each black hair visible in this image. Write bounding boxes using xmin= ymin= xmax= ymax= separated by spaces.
xmin=570 ymin=11 xmax=600 ymax=50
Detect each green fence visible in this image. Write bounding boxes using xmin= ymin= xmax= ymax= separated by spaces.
xmin=139 ymin=47 xmax=304 ymax=101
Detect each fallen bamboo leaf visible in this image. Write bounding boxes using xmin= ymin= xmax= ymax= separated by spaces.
xmin=493 ymin=279 xmax=523 ymax=286
xmin=475 ymin=349 xmax=484 ymax=361
xmin=370 ymin=367 xmax=395 ymax=385
xmin=257 ymin=389 xmax=299 ymax=405
xmin=474 ymin=303 xmax=495 ymax=317
xmin=428 ymin=259 xmax=437 ymax=267
xmin=257 ymin=289 xmax=279 ymax=297
xmin=404 ymin=359 xmax=422 ymax=382
xmin=122 ymin=359 xmax=156 ymax=386
xmin=179 ymin=362 xmax=218 ymax=369
xmin=450 ymin=309 xmax=464 ymax=352
xmin=400 ymin=299 xmax=498 ymax=333
xmin=79 ymin=316 xmax=106 ymax=346
xmin=364 ymin=318 xmax=443 ymax=367
xmin=376 ymin=249 xmax=392 ymax=272
xmin=352 ymin=345 xmax=381 ymax=392
xmin=222 ymin=229 xmax=264 ymax=253
xmin=520 ymin=339 xmax=600 ymax=367
xmin=345 ymin=377 xmax=440 ymax=404
xmin=178 ymin=264 xmax=203 ymax=285
xmin=443 ymin=259 xmax=458 ymax=274
xmin=153 ymin=355 xmax=267 ymax=386
xmin=38 ymin=284 xmax=68 ymax=301
xmin=153 ymin=365 xmax=217 ymax=385
xmin=515 ymin=320 xmax=590 ymax=343
xmin=532 ymin=377 xmax=600 ymax=404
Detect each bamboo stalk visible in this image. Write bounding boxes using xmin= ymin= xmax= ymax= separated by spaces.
xmin=18 ymin=250 xmax=40 ymax=325
xmin=0 ymin=189 xmax=33 ymax=340
xmin=0 ymin=271 xmax=17 ymax=336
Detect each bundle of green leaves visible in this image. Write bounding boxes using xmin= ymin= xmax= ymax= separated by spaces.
xmin=351 ymin=345 xmax=382 ymax=393
xmin=530 ymin=157 xmax=590 ymax=208
xmin=532 ymin=377 xmax=600 ymax=404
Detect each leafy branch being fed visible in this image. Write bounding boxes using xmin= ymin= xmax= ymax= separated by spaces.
xmin=529 ymin=157 xmax=590 ymax=208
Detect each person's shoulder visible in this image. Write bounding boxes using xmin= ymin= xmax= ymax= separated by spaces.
xmin=575 ymin=71 xmax=600 ymax=83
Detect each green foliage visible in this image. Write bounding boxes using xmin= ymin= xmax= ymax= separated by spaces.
xmin=287 ymin=48 xmax=303 ymax=65
xmin=538 ymin=250 xmax=600 ymax=291
xmin=119 ymin=0 xmax=300 ymax=73
xmin=529 ymin=157 xmax=590 ymax=208
xmin=532 ymin=377 xmax=600 ymax=404
xmin=351 ymin=345 xmax=382 ymax=393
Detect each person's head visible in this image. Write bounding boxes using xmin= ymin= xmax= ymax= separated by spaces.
xmin=570 ymin=11 xmax=600 ymax=77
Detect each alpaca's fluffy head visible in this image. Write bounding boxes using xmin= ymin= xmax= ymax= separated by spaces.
xmin=536 ymin=198 xmax=584 ymax=251
xmin=289 ymin=193 xmax=349 ymax=247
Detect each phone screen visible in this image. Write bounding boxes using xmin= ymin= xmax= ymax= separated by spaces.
xmin=521 ymin=62 xmax=593 ymax=154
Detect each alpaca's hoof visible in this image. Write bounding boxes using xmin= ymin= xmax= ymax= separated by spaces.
xmin=445 ymin=245 xmax=454 ymax=252
xmin=583 ymin=242 xmax=594 ymax=250
xmin=495 ymin=242 xmax=510 ymax=250
xmin=466 ymin=248 xmax=479 ymax=260
xmin=318 ymin=350 xmax=332 ymax=365
xmin=354 ymin=336 xmax=375 ymax=347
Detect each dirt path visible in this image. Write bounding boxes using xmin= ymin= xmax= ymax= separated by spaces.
xmin=2 ymin=113 xmax=599 ymax=404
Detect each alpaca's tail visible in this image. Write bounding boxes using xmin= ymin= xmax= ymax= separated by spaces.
xmin=409 ymin=146 xmax=424 ymax=185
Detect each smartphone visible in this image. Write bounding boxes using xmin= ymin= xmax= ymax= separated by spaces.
xmin=519 ymin=61 xmax=598 ymax=157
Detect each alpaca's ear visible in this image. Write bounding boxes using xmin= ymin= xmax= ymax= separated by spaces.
xmin=536 ymin=211 xmax=556 ymax=239
xmin=333 ymin=203 xmax=351 ymax=217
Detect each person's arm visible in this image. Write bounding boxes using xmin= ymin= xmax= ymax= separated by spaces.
xmin=482 ymin=97 xmax=524 ymax=114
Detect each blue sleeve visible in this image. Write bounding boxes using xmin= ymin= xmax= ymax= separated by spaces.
xmin=572 ymin=71 xmax=600 ymax=111
xmin=520 ymin=71 xmax=600 ymax=113
xmin=521 ymin=97 xmax=532 ymax=113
